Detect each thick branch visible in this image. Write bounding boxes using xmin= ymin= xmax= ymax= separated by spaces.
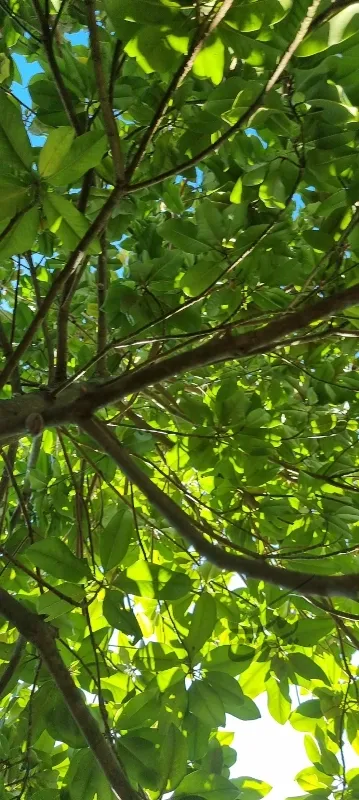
xmin=1 ymin=280 xmax=359 ymax=443
xmin=78 ymin=279 xmax=359 ymax=414
xmin=79 ymin=418 xmax=359 ymax=601
xmin=86 ymin=0 xmax=124 ymax=181
xmin=0 ymin=588 xmax=138 ymax=800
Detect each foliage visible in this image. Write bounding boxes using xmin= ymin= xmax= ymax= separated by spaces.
xmin=0 ymin=1 xmax=358 ymax=799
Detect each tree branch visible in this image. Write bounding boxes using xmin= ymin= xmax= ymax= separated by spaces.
xmin=1 ymin=279 xmax=359 ymax=444
xmin=306 ymin=0 xmax=357 ymax=34
xmin=86 ymin=0 xmax=124 ymax=181
xmin=54 ymin=167 xmax=95 ymax=384
xmin=265 ymin=0 xmax=321 ymax=92
xmin=0 ymin=588 xmax=139 ymax=800
xmin=0 ymin=186 xmax=123 ymax=391
xmin=0 ymin=635 xmax=26 ymax=700
xmin=55 ymin=257 xmax=89 ymax=384
xmin=0 ymin=319 xmax=22 ymax=395
xmin=78 ymin=279 xmax=359 ymax=414
xmin=78 ymin=417 xmax=359 ymax=601
xmin=96 ymin=232 xmax=108 ymax=376
xmin=9 ymin=434 xmax=42 ymax=530
xmin=126 ymin=0 xmax=235 ymax=180
xmin=0 ymin=441 xmax=18 ymax=505
xmin=32 ymin=0 xmax=82 ymax=133
xmin=25 ymin=253 xmax=55 ymax=385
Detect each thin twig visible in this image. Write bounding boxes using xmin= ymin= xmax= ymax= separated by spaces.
xmin=0 ymin=635 xmax=26 ymax=700
xmin=25 ymin=253 xmax=55 ymax=384
xmin=127 ymin=0 xmax=322 ymax=191
xmin=0 ymin=448 xmax=35 ymax=541
xmin=109 ymin=40 xmax=124 ymax=108
xmin=32 ymin=0 xmax=82 ymax=133
xmin=86 ymin=0 xmax=124 ymax=181
xmin=96 ymin=232 xmax=108 ymax=376
xmin=51 ymin=0 xmax=68 ymax=37
xmin=0 ymin=320 xmax=22 ymax=394
xmin=10 ymin=434 xmax=42 ymax=531
xmin=126 ymin=0 xmax=235 ymax=179
xmin=0 ymin=0 xmax=41 ymax=41
xmin=0 ymin=185 xmax=123 ymax=390
xmin=10 ymin=259 xmax=21 ymax=348
xmin=19 ymin=658 xmax=42 ymax=799
xmin=55 ymin=257 xmax=89 ymax=384
xmin=0 ymin=548 xmax=80 ymax=606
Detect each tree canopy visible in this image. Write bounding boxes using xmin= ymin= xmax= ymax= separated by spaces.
xmin=0 ymin=0 xmax=359 ymax=798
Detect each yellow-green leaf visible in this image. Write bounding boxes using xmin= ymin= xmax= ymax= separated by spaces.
xmin=39 ymin=127 xmax=75 ymax=178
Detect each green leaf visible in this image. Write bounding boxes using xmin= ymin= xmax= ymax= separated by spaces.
xmin=0 ymin=92 xmax=32 ymax=170
xmin=206 ymin=671 xmax=260 ymax=720
xmin=46 ymin=131 xmax=108 ymax=186
xmin=116 ymin=562 xmax=192 ymax=600
xmin=43 ymin=192 xmax=100 ymax=254
xmin=266 ymin=676 xmax=291 ymax=725
xmin=0 ymin=177 xmax=33 ymax=222
xmin=295 ymin=766 xmax=332 ymax=792
xmin=159 ymin=219 xmax=211 ymax=254
xmin=291 ymin=618 xmax=335 ymax=647
xmin=193 ymin=36 xmax=225 ymax=86
xmin=230 ymin=177 xmax=243 ymax=204
xmin=46 ymin=694 xmax=87 ymax=749
xmin=240 ymin=660 xmax=269 ymax=699
xmin=103 ymin=589 xmax=142 ymax=640
xmin=100 ymin=508 xmax=133 ymax=571
xmin=66 ymin=750 xmax=109 ymax=799
xmin=180 ymin=259 xmax=222 ymax=297
xmin=242 ymin=164 xmax=267 ymax=186
xmin=126 ymin=26 xmax=175 ymax=74
xmin=231 ymin=777 xmax=272 ymax=800
xmin=297 ymin=4 xmax=359 ymax=56
xmin=185 ymin=592 xmax=217 ymax=657
xmin=39 ymin=127 xmax=75 ymax=178
xmin=159 ymin=723 xmax=188 ymax=791
xmin=36 ymin=583 xmax=85 ymax=619
xmin=188 ymin=680 xmax=226 ymax=727
xmin=304 ymin=735 xmax=321 ymax=765
xmin=117 ymin=689 xmax=158 ymax=730
xmin=117 ymin=733 xmax=160 ymax=790
xmin=25 ymin=539 xmax=91 ymax=582
xmin=302 ymin=229 xmax=334 ymax=252
xmin=174 ymin=770 xmax=239 ymax=800
xmin=290 ymin=700 xmax=323 ymax=733
xmin=105 ymin=0 xmax=176 ymax=26
xmin=134 ymin=642 xmax=180 ymax=672
xmin=0 ymin=206 xmax=39 ymax=259
xmin=289 ymin=653 xmax=328 ymax=684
